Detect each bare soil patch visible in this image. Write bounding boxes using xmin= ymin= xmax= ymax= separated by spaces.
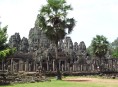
xmin=63 ymin=77 xmax=118 ymax=83
xmin=64 ymin=79 xmax=90 ymax=82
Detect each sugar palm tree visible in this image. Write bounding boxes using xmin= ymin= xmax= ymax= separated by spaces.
xmin=91 ymin=35 xmax=109 ymax=59
xmin=91 ymin=35 xmax=109 ymax=71
xmin=36 ymin=0 xmax=75 ymax=80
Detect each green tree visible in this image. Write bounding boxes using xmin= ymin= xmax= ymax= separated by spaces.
xmin=91 ymin=35 xmax=109 ymax=59
xmin=87 ymin=45 xmax=92 ymax=57
xmin=111 ymin=38 xmax=118 ymax=58
xmin=112 ymin=47 xmax=118 ymax=58
xmin=0 ymin=26 xmax=16 ymax=60
xmin=111 ymin=37 xmax=118 ymax=47
xmin=36 ymin=0 xmax=75 ymax=80
xmin=91 ymin=35 xmax=109 ymax=71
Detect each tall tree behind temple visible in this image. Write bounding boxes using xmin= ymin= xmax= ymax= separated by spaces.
xmin=0 ymin=26 xmax=16 ymax=60
xmin=91 ymin=35 xmax=109 ymax=71
xmin=91 ymin=35 xmax=109 ymax=59
xmin=36 ymin=0 xmax=75 ymax=80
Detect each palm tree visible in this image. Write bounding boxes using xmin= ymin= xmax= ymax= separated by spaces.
xmin=91 ymin=35 xmax=109 ymax=58
xmin=36 ymin=0 xmax=75 ymax=80
xmin=91 ymin=35 xmax=109 ymax=71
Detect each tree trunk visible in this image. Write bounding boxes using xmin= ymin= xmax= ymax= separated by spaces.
xmin=55 ymin=43 xmax=62 ymax=80
xmin=99 ymin=57 xmax=102 ymax=72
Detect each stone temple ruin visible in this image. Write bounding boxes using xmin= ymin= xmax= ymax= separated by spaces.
xmin=0 ymin=24 xmax=118 ymax=77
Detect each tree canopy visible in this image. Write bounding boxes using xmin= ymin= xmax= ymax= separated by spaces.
xmin=91 ymin=35 xmax=109 ymax=58
xmin=0 ymin=26 xmax=16 ymax=60
xmin=36 ymin=0 xmax=75 ymax=45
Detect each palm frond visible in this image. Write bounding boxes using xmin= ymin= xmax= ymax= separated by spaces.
xmin=91 ymin=35 xmax=109 ymax=58
xmin=37 ymin=0 xmax=75 ymax=45
xmin=66 ymin=18 xmax=75 ymax=34
xmin=38 ymin=15 xmax=47 ymax=30
xmin=40 ymin=5 xmax=51 ymax=15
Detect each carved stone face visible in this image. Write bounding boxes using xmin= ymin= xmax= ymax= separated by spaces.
xmin=78 ymin=41 xmax=86 ymax=51
xmin=73 ymin=42 xmax=79 ymax=51
xmin=20 ymin=37 xmax=29 ymax=52
xmin=9 ymin=35 xmax=17 ymax=47
xmin=69 ymin=41 xmax=73 ymax=49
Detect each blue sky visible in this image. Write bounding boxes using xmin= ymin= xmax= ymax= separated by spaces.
xmin=0 ymin=0 xmax=118 ymax=47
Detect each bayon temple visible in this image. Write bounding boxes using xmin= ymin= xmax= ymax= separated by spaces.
xmin=1 ymin=24 xmax=118 ymax=75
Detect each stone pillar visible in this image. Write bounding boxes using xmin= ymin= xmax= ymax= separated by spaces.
xmin=25 ymin=60 xmax=28 ymax=72
xmin=16 ymin=63 xmax=18 ymax=72
xmin=36 ymin=63 xmax=38 ymax=71
xmin=78 ymin=64 xmax=79 ymax=71
xmin=12 ymin=61 xmax=14 ymax=72
xmin=29 ymin=63 xmax=31 ymax=71
xmin=40 ymin=61 xmax=42 ymax=69
xmin=19 ymin=60 xmax=23 ymax=71
xmin=65 ymin=60 xmax=67 ymax=71
xmin=67 ymin=63 xmax=69 ymax=71
xmin=33 ymin=61 xmax=36 ymax=71
xmin=19 ymin=60 xmax=21 ymax=71
xmin=111 ymin=59 xmax=113 ymax=71
xmin=73 ymin=64 xmax=75 ymax=71
xmin=11 ymin=58 xmax=13 ymax=72
xmin=21 ymin=61 xmax=23 ymax=71
xmin=62 ymin=64 xmax=64 ymax=71
xmin=59 ymin=61 xmax=61 ymax=71
xmin=80 ymin=65 xmax=82 ymax=71
xmin=27 ymin=60 xmax=29 ymax=72
xmin=2 ymin=59 xmax=4 ymax=71
xmin=25 ymin=62 xmax=27 ymax=71
xmin=53 ymin=60 xmax=55 ymax=71
xmin=76 ymin=64 xmax=78 ymax=71
xmin=47 ymin=61 xmax=49 ymax=71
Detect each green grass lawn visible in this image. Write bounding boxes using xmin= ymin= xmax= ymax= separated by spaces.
xmin=1 ymin=77 xmax=118 ymax=87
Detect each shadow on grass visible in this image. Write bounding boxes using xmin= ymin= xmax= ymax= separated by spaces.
xmin=0 ymin=82 xmax=13 ymax=86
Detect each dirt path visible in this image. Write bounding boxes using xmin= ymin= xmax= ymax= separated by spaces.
xmin=63 ymin=77 xmax=118 ymax=83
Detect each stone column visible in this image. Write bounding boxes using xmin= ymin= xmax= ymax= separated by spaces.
xmin=47 ymin=61 xmax=49 ymax=71
xmin=62 ymin=64 xmax=64 ymax=71
xmin=73 ymin=64 xmax=75 ymax=71
xmin=12 ymin=61 xmax=15 ymax=72
xmin=19 ymin=60 xmax=23 ymax=71
xmin=65 ymin=60 xmax=67 ymax=71
xmin=53 ymin=60 xmax=55 ymax=71
xmin=67 ymin=63 xmax=69 ymax=71
xmin=16 ymin=63 xmax=18 ymax=72
xmin=59 ymin=61 xmax=61 ymax=71
xmin=27 ymin=60 xmax=29 ymax=72
xmin=33 ymin=61 xmax=36 ymax=71
xmin=11 ymin=58 xmax=13 ymax=72
xmin=40 ymin=61 xmax=42 ymax=69
xmin=29 ymin=63 xmax=31 ymax=72
xmin=25 ymin=62 xmax=27 ymax=71
xmin=2 ymin=59 xmax=4 ymax=71
xmin=19 ymin=60 xmax=21 ymax=71
xmin=36 ymin=63 xmax=38 ymax=71
xmin=111 ymin=59 xmax=113 ymax=71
